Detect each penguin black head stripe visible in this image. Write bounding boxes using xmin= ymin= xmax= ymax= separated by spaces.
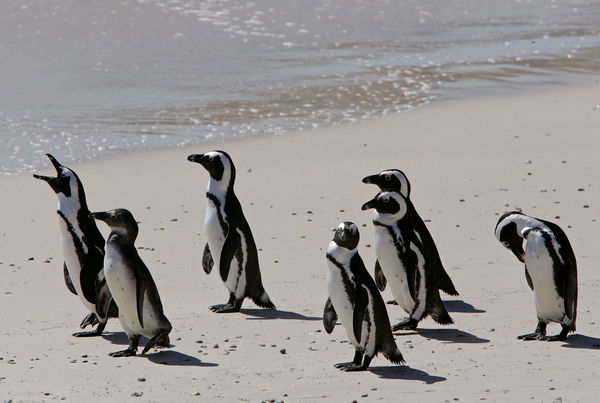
xmin=362 ymin=169 xmax=411 ymax=198
xmin=187 ymin=150 xmax=235 ymax=185
xmin=33 ymin=154 xmax=86 ymax=201
xmin=361 ymin=190 xmax=407 ymax=218
xmin=90 ymin=209 xmax=139 ymax=243
xmin=332 ymin=222 xmax=360 ymax=250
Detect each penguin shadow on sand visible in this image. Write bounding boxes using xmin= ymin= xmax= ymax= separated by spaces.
xmin=101 ymin=332 xmax=218 ymax=367
xmin=368 ymin=366 xmax=446 ymax=384
xmin=240 ymin=308 xmax=322 ymax=321
xmin=394 ymin=328 xmax=490 ymax=344
xmin=443 ymin=299 xmax=486 ymax=314
xmin=558 ymin=334 xmax=600 ymax=350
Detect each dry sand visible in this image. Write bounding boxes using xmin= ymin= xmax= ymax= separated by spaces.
xmin=2 ymin=80 xmax=600 ymax=402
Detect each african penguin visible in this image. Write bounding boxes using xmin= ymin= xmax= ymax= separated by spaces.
xmin=91 ymin=209 xmax=172 ymax=357
xmin=362 ymin=169 xmax=458 ymax=297
xmin=187 ymin=150 xmax=275 ymax=313
xmin=495 ymin=211 xmax=577 ymax=341
xmin=324 ymin=222 xmax=404 ymax=371
xmin=33 ymin=154 xmax=117 ymax=336
xmin=362 ymin=190 xmax=453 ymax=331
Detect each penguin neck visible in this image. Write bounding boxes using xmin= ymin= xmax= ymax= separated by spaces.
xmin=326 ymin=241 xmax=355 ymax=266
xmin=372 ymin=211 xmax=403 ymax=226
xmin=56 ymin=193 xmax=88 ymax=223
xmin=206 ymin=176 xmax=234 ymax=198
xmin=108 ymin=228 xmax=136 ymax=246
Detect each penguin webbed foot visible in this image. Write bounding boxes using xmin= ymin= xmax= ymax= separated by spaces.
xmin=110 ymin=338 xmax=139 ymax=357
xmin=517 ymin=321 xmax=547 ymax=341
xmin=340 ymin=363 xmax=368 ymax=372
xmin=392 ymin=318 xmax=418 ymax=331
xmin=209 ymin=294 xmax=242 ymax=313
xmin=79 ymin=312 xmax=99 ymax=329
xmin=73 ymin=321 xmax=106 ymax=337
xmin=337 ymin=354 xmax=372 ymax=372
xmin=142 ymin=330 xmax=172 ymax=354
xmin=109 ymin=348 xmax=137 ymax=357
xmin=335 ymin=350 xmax=364 ymax=370
xmin=544 ymin=324 xmax=571 ymax=342
xmin=209 ymin=302 xmax=241 ymax=313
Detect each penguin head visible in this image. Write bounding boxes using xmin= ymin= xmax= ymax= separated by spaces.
xmin=361 ymin=190 xmax=408 ymax=219
xmin=332 ymin=222 xmax=360 ymax=250
xmin=33 ymin=154 xmax=85 ymax=202
xmin=362 ymin=169 xmax=411 ymax=198
xmin=187 ymin=150 xmax=236 ymax=188
xmin=495 ymin=211 xmax=526 ymax=262
xmin=90 ymin=208 xmax=139 ymax=242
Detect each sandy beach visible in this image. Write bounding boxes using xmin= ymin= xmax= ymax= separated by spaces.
xmin=2 ymin=80 xmax=600 ymax=402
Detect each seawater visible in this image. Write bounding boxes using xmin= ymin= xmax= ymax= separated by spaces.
xmin=1 ymin=0 xmax=599 ymax=173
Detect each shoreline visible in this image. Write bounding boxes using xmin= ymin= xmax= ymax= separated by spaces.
xmin=2 ymin=79 xmax=600 ymax=401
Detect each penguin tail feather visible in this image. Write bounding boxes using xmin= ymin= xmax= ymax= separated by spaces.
xmin=385 ymin=345 xmax=405 ymax=365
xmin=252 ymin=288 xmax=276 ymax=310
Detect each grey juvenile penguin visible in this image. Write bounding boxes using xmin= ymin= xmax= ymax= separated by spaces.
xmin=91 ymin=209 xmax=172 ymax=356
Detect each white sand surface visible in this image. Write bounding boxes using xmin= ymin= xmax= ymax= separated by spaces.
xmin=2 ymin=81 xmax=600 ymax=402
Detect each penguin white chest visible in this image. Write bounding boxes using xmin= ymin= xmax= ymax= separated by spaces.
xmin=326 ymin=261 xmax=361 ymax=348
xmin=525 ymin=241 xmax=565 ymax=323
xmin=58 ymin=215 xmax=95 ymax=313
xmin=373 ymin=227 xmax=415 ymax=313
xmin=204 ymin=200 xmax=226 ymax=268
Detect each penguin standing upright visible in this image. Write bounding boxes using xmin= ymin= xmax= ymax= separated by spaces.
xmin=187 ymin=151 xmax=275 ymax=313
xmin=362 ymin=169 xmax=458 ymax=296
xmin=91 ymin=209 xmax=172 ymax=356
xmin=33 ymin=154 xmax=116 ymax=336
xmin=324 ymin=222 xmax=404 ymax=371
xmin=495 ymin=211 xmax=577 ymax=341
xmin=362 ymin=190 xmax=453 ymax=330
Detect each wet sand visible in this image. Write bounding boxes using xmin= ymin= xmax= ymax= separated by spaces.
xmin=2 ymin=80 xmax=600 ymax=401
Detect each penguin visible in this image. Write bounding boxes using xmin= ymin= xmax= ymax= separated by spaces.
xmin=324 ymin=222 xmax=404 ymax=371
xmin=33 ymin=154 xmax=116 ymax=336
xmin=362 ymin=169 xmax=458 ymax=296
xmin=90 ymin=208 xmax=172 ymax=357
xmin=361 ymin=190 xmax=453 ymax=330
xmin=187 ymin=150 xmax=275 ymax=313
xmin=495 ymin=211 xmax=577 ymax=341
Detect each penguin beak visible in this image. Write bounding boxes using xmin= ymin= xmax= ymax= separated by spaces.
xmin=187 ymin=154 xmax=205 ymax=164
xmin=361 ymin=198 xmax=377 ymax=211
xmin=89 ymin=211 xmax=108 ymax=221
xmin=32 ymin=173 xmax=54 ymax=182
xmin=362 ymin=174 xmax=379 ymax=185
xmin=46 ymin=154 xmax=63 ymax=172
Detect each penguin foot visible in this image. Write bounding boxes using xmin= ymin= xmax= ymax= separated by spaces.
xmin=340 ymin=364 xmax=367 ymax=372
xmin=517 ymin=332 xmax=546 ymax=341
xmin=387 ymin=300 xmax=398 ymax=305
xmin=73 ymin=321 xmax=106 ymax=337
xmin=142 ymin=330 xmax=172 ymax=354
xmin=334 ymin=362 xmax=355 ymax=369
xmin=209 ymin=303 xmax=241 ymax=313
xmin=79 ymin=312 xmax=99 ymax=329
xmin=544 ymin=334 xmax=567 ymax=342
xmin=109 ymin=348 xmax=137 ymax=357
xmin=392 ymin=318 xmax=418 ymax=331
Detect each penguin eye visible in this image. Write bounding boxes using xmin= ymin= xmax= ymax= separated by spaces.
xmin=502 ymin=241 xmax=510 ymax=247
xmin=384 ymin=174 xmax=391 ymax=181
xmin=381 ymin=195 xmax=390 ymax=203
xmin=351 ymin=227 xmax=357 ymax=235
xmin=208 ymin=155 xmax=215 ymax=162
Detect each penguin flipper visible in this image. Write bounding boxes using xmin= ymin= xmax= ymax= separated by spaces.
xmin=352 ymin=285 xmax=368 ymax=344
xmin=219 ymin=229 xmax=241 ymax=283
xmin=524 ymin=266 xmax=534 ymax=291
xmin=323 ymin=297 xmax=338 ymax=334
xmin=405 ymin=247 xmax=418 ymax=302
xmin=374 ymin=260 xmax=387 ymax=291
xmin=135 ymin=265 xmax=147 ymax=329
xmin=80 ymin=245 xmax=105 ymax=304
xmin=202 ymin=243 xmax=213 ymax=274
xmin=94 ymin=271 xmax=113 ymax=322
xmin=564 ymin=258 xmax=578 ymax=329
xmin=63 ymin=262 xmax=77 ymax=295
